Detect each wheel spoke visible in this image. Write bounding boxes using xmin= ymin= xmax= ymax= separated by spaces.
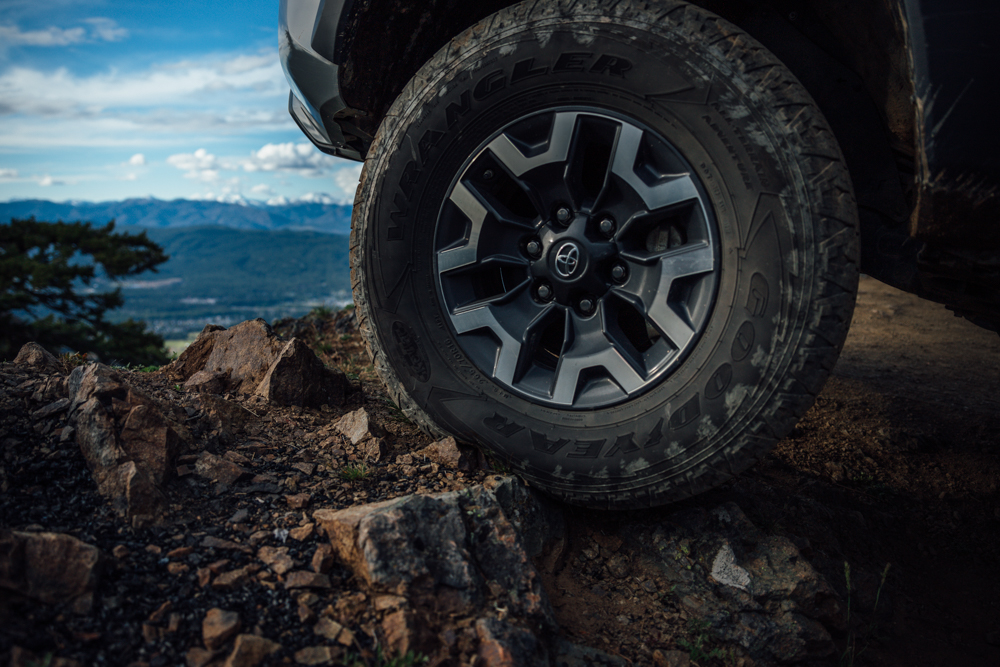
xmin=611 ymin=124 xmax=700 ymax=213
xmin=550 ymin=305 xmax=645 ymax=405
xmin=487 ymin=112 xmax=578 ymax=177
xmin=613 ymin=241 xmax=714 ymax=349
xmin=438 ymin=181 xmax=487 ymax=273
xmin=564 ymin=115 xmax=621 ymax=213
xmin=451 ymin=287 xmax=553 ymax=386
xmin=439 ymin=108 xmax=718 ymax=408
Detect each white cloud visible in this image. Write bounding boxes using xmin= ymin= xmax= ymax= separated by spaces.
xmin=122 ymin=173 xmax=138 ymax=181
xmin=167 ymin=148 xmax=227 ymax=182
xmin=0 ymin=168 xmax=18 ymax=179
xmin=38 ymin=174 xmax=63 ymax=186
xmin=250 ymin=183 xmax=274 ymax=196
xmin=333 ymin=164 xmax=363 ymax=202
xmin=83 ymin=18 xmax=128 ymax=43
xmin=0 ymin=18 xmax=127 ymax=47
xmin=0 ymin=24 xmax=86 ymax=47
xmin=167 ymin=148 xmax=220 ymax=172
xmin=0 ymin=53 xmax=285 ymax=116
xmin=126 ymin=153 xmax=146 ymax=166
xmin=240 ymin=142 xmax=337 ymax=176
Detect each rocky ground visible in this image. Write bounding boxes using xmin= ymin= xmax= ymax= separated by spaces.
xmin=1 ymin=276 xmax=999 ymax=667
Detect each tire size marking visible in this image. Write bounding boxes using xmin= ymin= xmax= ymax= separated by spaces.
xmin=391 ymin=321 xmax=431 ymax=382
xmin=703 ymin=113 xmax=753 ymax=192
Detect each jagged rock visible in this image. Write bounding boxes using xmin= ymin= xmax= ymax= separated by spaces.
xmin=67 ymin=363 xmax=190 ymax=527
xmin=161 ymin=319 xmax=346 ymax=407
xmin=203 ymin=608 xmax=241 ymax=651
xmin=68 ymin=363 xmax=127 ymax=414
xmin=286 ymin=493 xmax=311 ymax=509
xmin=32 ymin=397 xmax=70 ymax=419
xmin=185 ymin=647 xmax=216 ymax=667
xmin=0 ymin=530 xmax=102 ymax=613
xmin=290 ymin=523 xmax=314 ymax=541
xmin=223 ymin=634 xmax=281 ymax=667
xmin=258 ymin=546 xmax=295 ymax=575
xmin=333 ymin=407 xmax=385 ymax=445
xmin=476 ymin=617 xmax=547 ymax=667
xmin=195 ymin=451 xmax=248 ymax=485
xmin=381 ymin=608 xmax=422 ymax=656
xmin=313 ymin=483 xmax=555 ymax=631
xmin=625 ymin=501 xmax=842 ymax=664
xmin=202 ymin=536 xmax=253 ymax=553
xmin=256 ymin=337 xmax=346 ymax=408
xmin=294 ymin=646 xmax=342 ymax=665
xmin=31 ymin=375 xmax=69 ymax=404
xmin=311 ymin=543 xmax=334 ymax=574
xmin=74 ymin=395 xmax=165 ymax=528
xmin=413 ymin=436 xmax=474 ymax=471
xmin=313 ymin=617 xmax=344 ymax=640
xmin=120 ymin=403 xmax=184 ymax=484
xmin=13 ymin=342 xmax=62 ymax=374
xmin=361 ymin=436 xmax=387 ymax=462
xmin=285 ymin=571 xmax=331 ymax=589
xmin=184 ymin=369 xmax=228 ymax=394
xmin=213 ymin=566 xmax=250 ymax=589
xmin=484 ymin=476 xmax=567 ymax=561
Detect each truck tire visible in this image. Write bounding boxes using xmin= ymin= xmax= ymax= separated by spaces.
xmin=350 ymin=0 xmax=859 ymax=508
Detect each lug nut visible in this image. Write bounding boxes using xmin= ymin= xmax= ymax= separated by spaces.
xmin=536 ymin=283 xmax=553 ymax=301
xmin=555 ymin=207 xmax=572 ymax=224
xmin=578 ymin=297 xmax=595 ymax=314
xmin=483 ymin=169 xmax=495 ymax=180
xmin=599 ymin=218 xmax=616 ymax=237
xmin=526 ymin=239 xmax=542 ymax=258
xmin=611 ymin=263 xmax=628 ymax=283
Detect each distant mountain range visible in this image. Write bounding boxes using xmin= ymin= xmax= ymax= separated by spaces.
xmin=0 ymin=196 xmax=353 ymax=235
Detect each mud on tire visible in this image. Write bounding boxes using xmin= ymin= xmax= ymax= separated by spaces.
xmin=350 ymin=0 xmax=859 ymax=508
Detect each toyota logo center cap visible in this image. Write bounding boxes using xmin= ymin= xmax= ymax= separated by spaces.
xmin=554 ymin=242 xmax=581 ymax=278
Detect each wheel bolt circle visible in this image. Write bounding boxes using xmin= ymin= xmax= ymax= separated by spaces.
xmin=526 ymin=239 xmax=542 ymax=258
xmin=611 ymin=263 xmax=628 ymax=283
xmin=599 ymin=218 xmax=616 ymax=237
xmin=536 ymin=283 xmax=553 ymax=301
xmin=579 ymin=297 xmax=595 ymax=314
xmin=555 ymin=207 xmax=572 ymax=224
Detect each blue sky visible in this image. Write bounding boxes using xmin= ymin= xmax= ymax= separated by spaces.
xmin=0 ymin=0 xmax=361 ymax=204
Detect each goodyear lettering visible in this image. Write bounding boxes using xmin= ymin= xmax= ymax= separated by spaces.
xmin=567 ymin=439 xmax=605 ymax=459
xmin=511 ymin=57 xmax=547 ymax=83
xmin=445 ymin=90 xmax=472 ymax=129
xmin=530 ymin=430 xmax=570 ymax=455
xmin=605 ymin=433 xmax=640 ymax=458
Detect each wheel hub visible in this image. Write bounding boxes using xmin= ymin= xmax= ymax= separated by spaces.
xmin=530 ymin=212 xmax=617 ymax=308
xmin=435 ymin=108 xmax=719 ymax=408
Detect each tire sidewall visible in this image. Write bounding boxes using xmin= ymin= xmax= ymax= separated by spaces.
xmin=360 ymin=9 xmax=818 ymax=502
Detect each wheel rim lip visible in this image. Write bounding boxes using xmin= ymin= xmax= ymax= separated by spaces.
xmin=434 ymin=105 xmax=720 ymax=410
